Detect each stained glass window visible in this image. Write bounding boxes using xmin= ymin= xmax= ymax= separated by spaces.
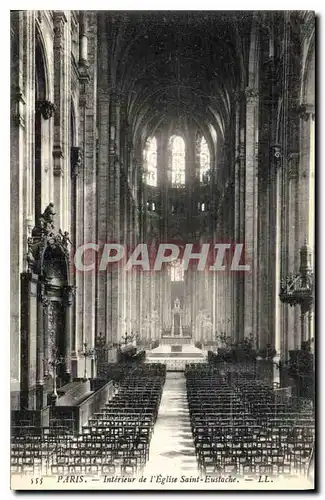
xmin=143 ymin=137 xmax=157 ymax=187
xmin=170 ymin=259 xmax=184 ymax=282
xmin=199 ymin=136 xmax=210 ymax=182
xmin=170 ymin=135 xmax=185 ymax=187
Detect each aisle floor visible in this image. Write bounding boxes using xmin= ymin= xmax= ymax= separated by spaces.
xmin=144 ymin=372 xmax=198 ymax=476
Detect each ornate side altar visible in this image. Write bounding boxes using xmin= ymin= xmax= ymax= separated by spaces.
xmin=21 ymin=204 xmax=74 ymax=410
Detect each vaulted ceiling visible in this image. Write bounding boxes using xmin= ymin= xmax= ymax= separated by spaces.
xmin=104 ymin=11 xmax=253 ymax=146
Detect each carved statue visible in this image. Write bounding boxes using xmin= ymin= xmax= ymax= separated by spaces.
xmin=71 ymin=147 xmax=83 ymax=176
xmin=39 ymin=203 xmax=56 ymax=237
xmin=42 ymin=202 xmax=56 ymax=222
xmin=27 ymin=203 xmax=72 ymax=272
xmin=26 ymin=237 xmax=35 ymax=268
xmin=59 ymin=229 xmax=72 ymax=250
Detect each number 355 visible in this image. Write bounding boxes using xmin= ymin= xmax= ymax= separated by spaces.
xmin=31 ymin=478 xmax=43 ymax=485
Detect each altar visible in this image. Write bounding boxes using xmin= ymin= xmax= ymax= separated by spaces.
xmin=160 ymin=336 xmax=192 ymax=346
xmin=147 ymin=297 xmax=205 ymax=369
xmin=146 ymin=343 xmax=206 ymax=371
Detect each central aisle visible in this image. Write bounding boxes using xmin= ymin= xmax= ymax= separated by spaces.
xmin=144 ymin=372 xmax=198 ymax=475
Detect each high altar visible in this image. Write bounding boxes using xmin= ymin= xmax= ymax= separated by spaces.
xmin=160 ymin=298 xmax=192 ymax=345
xmin=148 ymin=297 xmax=205 ymax=368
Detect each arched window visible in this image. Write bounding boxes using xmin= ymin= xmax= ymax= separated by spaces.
xmin=170 ymin=259 xmax=184 ymax=282
xmin=143 ymin=137 xmax=157 ymax=187
xmin=199 ymin=136 xmax=210 ymax=182
xmin=170 ymin=135 xmax=185 ymax=187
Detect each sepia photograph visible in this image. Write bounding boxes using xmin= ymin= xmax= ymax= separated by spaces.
xmin=10 ymin=9 xmax=315 ymax=491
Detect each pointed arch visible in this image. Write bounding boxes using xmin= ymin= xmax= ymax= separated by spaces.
xmin=143 ymin=136 xmax=157 ymax=186
xmin=170 ymin=259 xmax=184 ymax=282
xmin=169 ymin=135 xmax=186 ymax=187
xmin=35 ymin=25 xmax=49 ymax=101
xmin=199 ymin=136 xmax=211 ymax=182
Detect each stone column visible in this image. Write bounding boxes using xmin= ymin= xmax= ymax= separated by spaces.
xmin=42 ymin=295 xmax=49 ymax=377
xmin=75 ymin=16 xmax=92 ymax=373
xmin=308 ymin=309 xmax=314 ymax=349
xmin=79 ymin=11 xmax=88 ymax=65
xmin=157 ymin=133 xmax=168 ymax=334
xmin=11 ymin=11 xmax=29 ymax=383
xmin=115 ymin=95 xmax=125 ymax=342
xmin=107 ymin=90 xmax=121 ymax=344
xmin=22 ymin=11 xmax=35 ymax=231
xmin=83 ymin=13 xmax=97 ymax=354
xmin=36 ymin=288 xmax=45 ymax=409
xmin=53 ymin=11 xmax=68 ymax=229
xmin=135 ymin=157 xmax=144 ymax=339
xmin=300 ymin=309 xmax=308 ymax=344
xmin=243 ymin=87 xmax=259 ymax=338
xmin=298 ymin=104 xmax=315 ymax=254
xmin=287 ymin=153 xmax=300 ymax=351
xmin=63 ymin=285 xmax=73 ymax=380
xmin=269 ymin=148 xmax=282 ymax=358
xmin=70 ymin=150 xmax=81 ymax=370
xmin=234 ymin=131 xmax=245 ymax=342
xmin=120 ymin=180 xmax=127 ymax=334
xmin=96 ymin=14 xmax=110 ymax=344
xmin=256 ymin=150 xmax=268 ymax=351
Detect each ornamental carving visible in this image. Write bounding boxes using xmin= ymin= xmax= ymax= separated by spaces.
xmin=244 ymin=88 xmax=259 ymax=103
xmin=63 ymin=285 xmax=75 ymax=307
xmin=270 ymin=144 xmax=282 ymax=163
xmin=38 ymin=281 xmax=50 ymax=309
xmin=47 ymin=301 xmax=64 ymax=366
xmin=280 ymin=242 xmax=314 ymax=314
xmin=53 ymin=11 xmax=67 ymax=39
xmin=27 ymin=203 xmax=72 ymax=273
xmin=36 ymin=100 xmax=56 ymax=120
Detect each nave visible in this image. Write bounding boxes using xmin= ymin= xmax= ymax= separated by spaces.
xmin=11 ymin=360 xmax=314 ymax=482
xmin=144 ymin=372 xmax=197 ymax=475
xmin=10 ymin=10 xmax=315 ymax=490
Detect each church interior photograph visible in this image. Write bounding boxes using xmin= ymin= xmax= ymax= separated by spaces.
xmin=10 ymin=10 xmax=315 ymax=488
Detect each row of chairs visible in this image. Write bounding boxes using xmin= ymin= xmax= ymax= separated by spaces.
xmin=185 ymin=363 xmax=314 ymax=478
xmin=11 ymin=363 xmax=166 ymax=476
